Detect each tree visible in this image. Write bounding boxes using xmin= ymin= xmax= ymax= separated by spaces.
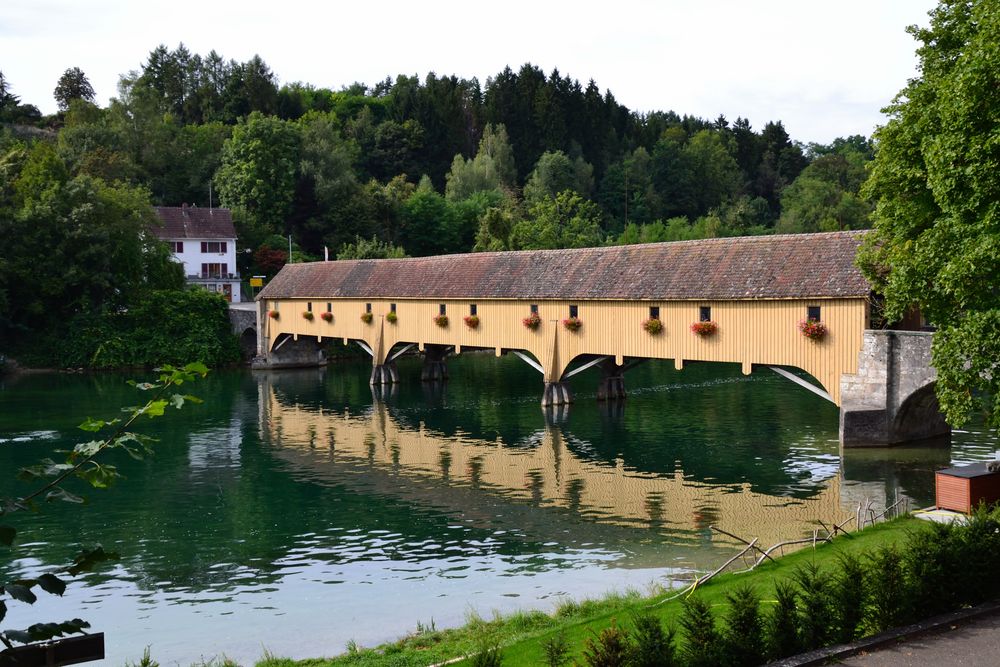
xmin=509 ymin=189 xmax=604 ymax=249
xmin=215 ymin=112 xmax=300 ymax=239
xmin=336 ymin=236 xmax=407 ymax=260
xmin=860 ymin=0 xmax=1000 ymax=427
xmin=444 ymin=123 xmax=516 ymax=201
xmin=54 ymin=67 xmax=96 ymax=111
xmin=523 ymin=150 xmax=593 ymax=204
xmin=776 ymin=152 xmax=871 ymax=233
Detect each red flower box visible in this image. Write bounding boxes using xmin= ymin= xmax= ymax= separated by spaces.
xmin=642 ymin=318 xmax=664 ymax=335
xmin=563 ymin=316 xmax=582 ymax=332
xmin=320 ymin=311 xmax=333 ymax=322
xmin=523 ymin=312 xmax=541 ymax=330
xmin=799 ymin=319 xmax=827 ymax=340
xmin=433 ymin=314 xmax=449 ymax=328
xmin=691 ymin=321 xmax=717 ymax=337
xmin=463 ymin=315 xmax=480 ymax=329
xmin=268 ymin=310 xmax=279 ymax=320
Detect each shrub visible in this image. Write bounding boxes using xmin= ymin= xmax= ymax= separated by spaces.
xmin=721 ymin=585 xmax=764 ymax=666
xmin=798 ymin=319 xmax=827 ymax=340
xmin=464 ymin=315 xmax=480 ymax=329
xmin=540 ymin=631 xmax=571 ymax=667
xmin=631 ymin=612 xmax=676 ymax=666
xmin=433 ymin=314 xmax=449 ymax=328
xmin=320 ymin=311 xmax=333 ymax=322
xmin=361 ymin=312 xmax=373 ymax=324
xmin=581 ymin=619 xmax=630 ymax=667
xmin=679 ymin=596 xmax=720 ymax=667
xmin=765 ymin=580 xmax=800 ymax=661
xmin=268 ymin=310 xmax=279 ymax=320
xmin=690 ymin=321 xmax=717 ymax=337
xmin=832 ymin=552 xmax=866 ymax=643
xmin=864 ymin=546 xmax=910 ymax=634
xmin=523 ymin=312 xmax=542 ymax=330
xmin=642 ymin=318 xmax=664 ymax=335
xmin=950 ymin=504 xmax=1000 ymax=605
xmin=793 ymin=562 xmax=833 ymax=650
xmin=386 ymin=311 xmax=397 ymax=323
xmin=302 ymin=311 xmax=314 ymax=321
xmin=470 ymin=636 xmax=503 ymax=667
xmin=563 ymin=316 xmax=582 ymax=332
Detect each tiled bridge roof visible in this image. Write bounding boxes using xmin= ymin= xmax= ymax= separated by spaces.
xmin=259 ymin=231 xmax=871 ymax=301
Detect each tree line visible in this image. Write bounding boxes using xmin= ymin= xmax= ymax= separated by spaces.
xmin=3 ymin=48 xmax=873 ymax=270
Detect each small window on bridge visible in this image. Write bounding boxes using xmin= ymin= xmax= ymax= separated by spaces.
xmin=439 ymin=304 xmax=447 ymax=315
xmin=649 ymin=306 xmax=660 ymax=319
xmin=470 ymin=304 xmax=477 ymax=316
xmin=390 ymin=303 xmax=396 ymax=313
xmin=307 ymin=302 xmax=312 ymax=312
xmin=700 ymin=306 xmax=711 ymax=322
xmin=569 ymin=305 xmax=578 ymax=318
xmin=326 ymin=302 xmax=332 ymax=312
xmin=366 ymin=303 xmax=372 ymax=313
xmin=807 ymin=305 xmax=821 ymax=321
xmin=530 ymin=304 xmax=538 ymax=314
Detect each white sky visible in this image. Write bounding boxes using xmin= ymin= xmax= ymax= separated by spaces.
xmin=1 ymin=0 xmax=936 ymax=144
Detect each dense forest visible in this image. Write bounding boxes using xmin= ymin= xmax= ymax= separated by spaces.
xmin=0 ymin=47 xmax=874 ymax=365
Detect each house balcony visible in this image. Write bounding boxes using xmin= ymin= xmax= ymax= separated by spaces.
xmin=188 ymin=273 xmax=241 ymax=281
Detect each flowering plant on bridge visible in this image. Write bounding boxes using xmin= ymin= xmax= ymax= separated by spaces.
xmin=799 ymin=318 xmax=827 ymax=340
xmin=320 ymin=312 xmax=333 ymax=322
xmin=386 ymin=311 xmax=397 ymax=324
xmin=642 ymin=318 xmax=664 ymax=335
xmin=361 ymin=312 xmax=373 ymax=324
xmin=563 ymin=317 xmax=582 ymax=332
xmin=433 ymin=314 xmax=449 ymax=328
xmin=302 ymin=311 xmax=314 ymax=321
xmin=523 ymin=312 xmax=541 ymax=330
xmin=691 ymin=321 xmax=717 ymax=337
xmin=463 ymin=315 xmax=480 ymax=329
xmin=268 ymin=310 xmax=279 ymax=320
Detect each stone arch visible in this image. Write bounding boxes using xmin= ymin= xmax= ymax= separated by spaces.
xmin=891 ymin=382 xmax=950 ymax=443
xmin=238 ymin=327 xmax=257 ymax=359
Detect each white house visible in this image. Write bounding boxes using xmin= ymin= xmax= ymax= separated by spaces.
xmin=152 ymin=205 xmax=242 ymax=302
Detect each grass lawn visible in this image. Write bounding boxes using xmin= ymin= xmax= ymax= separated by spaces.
xmin=256 ymin=516 xmax=928 ymax=667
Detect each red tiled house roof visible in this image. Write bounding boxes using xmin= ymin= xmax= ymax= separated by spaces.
xmin=258 ymin=231 xmax=871 ymax=302
xmin=152 ymin=206 xmax=237 ymax=240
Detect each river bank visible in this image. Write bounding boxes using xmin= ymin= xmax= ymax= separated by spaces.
xmin=254 ymin=516 xmax=926 ymax=667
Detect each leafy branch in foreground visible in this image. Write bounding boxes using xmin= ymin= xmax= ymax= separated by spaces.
xmin=0 ymin=362 xmax=208 ymax=649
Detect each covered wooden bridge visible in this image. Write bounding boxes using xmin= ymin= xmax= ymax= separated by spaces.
xmin=254 ymin=231 xmax=948 ymax=446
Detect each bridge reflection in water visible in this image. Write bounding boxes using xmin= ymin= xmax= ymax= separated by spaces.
xmin=256 ymin=371 xmax=939 ymax=559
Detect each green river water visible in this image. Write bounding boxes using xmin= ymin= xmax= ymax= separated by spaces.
xmin=0 ymin=356 xmax=996 ymax=664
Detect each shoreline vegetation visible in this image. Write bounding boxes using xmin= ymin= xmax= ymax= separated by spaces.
xmin=248 ymin=516 xmax=928 ymax=667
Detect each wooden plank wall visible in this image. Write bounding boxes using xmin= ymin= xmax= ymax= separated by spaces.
xmin=263 ymin=297 xmax=868 ymax=405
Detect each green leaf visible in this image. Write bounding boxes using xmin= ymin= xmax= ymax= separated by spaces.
xmin=67 ymin=546 xmax=119 ymax=575
xmin=46 ymin=487 xmax=85 ymax=504
xmin=77 ymin=417 xmax=105 ymax=432
xmin=144 ymin=400 xmax=168 ymax=417
xmin=77 ymin=463 xmax=118 ymax=489
xmin=170 ymin=394 xmax=186 ymax=409
xmin=0 ymin=525 xmax=15 ymax=546
xmin=183 ymin=394 xmax=203 ymax=404
xmin=4 ymin=629 xmax=31 ymax=644
xmin=36 ymin=574 xmax=66 ymax=597
xmin=5 ymin=583 xmax=36 ymax=604
xmin=184 ymin=361 xmax=210 ymax=376
xmin=73 ymin=440 xmax=104 ymax=458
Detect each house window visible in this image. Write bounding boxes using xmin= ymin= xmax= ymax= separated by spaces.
xmin=439 ymin=304 xmax=447 ymax=315
xmin=530 ymin=304 xmax=539 ymax=314
xmin=569 ymin=305 xmax=578 ymax=318
xmin=327 ymin=302 xmax=332 ymax=312
xmin=200 ymin=241 xmax=227 ymax=253
xmin=365 ymin=303 xmax=372 ymax=313
xmin=700 ymin=306 xmax=711 ymax=322
xmin=201 ymin=263 xmax=227 ymax=278
xmin=649 ymin=306 xmax=660 ymax=319
xmin=470 ymin=304 xmax=477 ymax=316
xmin=390 ymin=303 xmax=396 ymax=313
xmin=807 ymin=305 xmax=821 ymax=321
xmin=307 ymin=302 xmax=312 ymax=312
xmin=170 ymin=241 xmax=183 ymax=253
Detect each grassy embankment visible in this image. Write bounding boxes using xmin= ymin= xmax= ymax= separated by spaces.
xmin=256 ymin=516 xmax=927 ymax=667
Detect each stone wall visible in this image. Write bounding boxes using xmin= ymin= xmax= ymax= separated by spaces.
xmin=840 ymin=330 xmax=949 ymax=446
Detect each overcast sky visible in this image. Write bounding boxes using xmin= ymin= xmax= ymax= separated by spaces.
xmin=2 ymin=0 xmax=936 ymax=144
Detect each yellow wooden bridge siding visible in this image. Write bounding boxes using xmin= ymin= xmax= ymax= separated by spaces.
xmin=263 ymin=295 xmax=868 ymax=405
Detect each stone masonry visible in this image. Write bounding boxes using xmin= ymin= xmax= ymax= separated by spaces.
xmin=840 ymin=330 xmax=950 ymax=446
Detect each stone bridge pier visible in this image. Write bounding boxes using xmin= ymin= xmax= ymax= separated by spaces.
xmin=840 ymin=330 xmax=950 ymax=447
